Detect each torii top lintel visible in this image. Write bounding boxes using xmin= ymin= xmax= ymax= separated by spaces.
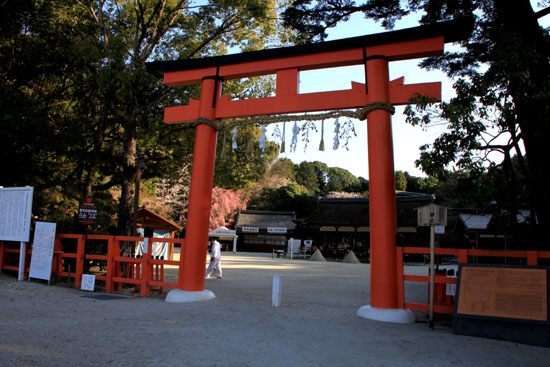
xmin=146 ymin=21 xmax=467 ymax=124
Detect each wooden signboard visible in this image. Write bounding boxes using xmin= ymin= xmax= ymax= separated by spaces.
xmin=456 ymin=265 xmax=547 ymax=321
xmin=454 ymin=264 xmax=550 ymax=346
xmin=28 ymin=222 xmax=57 ymax=282
xmin=417 ymin=204 xmax=447 ymax=227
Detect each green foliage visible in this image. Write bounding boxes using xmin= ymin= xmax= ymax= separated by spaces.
xmin=214 ymin=124 xmax=279 ymax=190
xmin=294 ymin=161 xmax=330 ymax=193
xmin=357 ymin=176 xmax=369 ymax=194
xmin=0 ymin=0 xmax=105 ymax=225
xmin=250 ymin=158 xmax=374 ymax=213
xmin=248 ymin=183 xmax=318 ymax=217
xmin=282 ymin=0 xmax=406 ymax=43
xmin=403 ymin=172 xmax=437 ymax=194
xmin=326 ymin=167 xmax=361 ymax=193
xmin=269 ymin=158 xmax=297 ymax=181
xmin=395 ymin=171 xmax=407 ymax=191
xmin=434 ymin=171 xmax=488 ymax=209
xmin=0 ymin=0 xmax=291 ymax=234
xmin=292 ymin=161 xmax=364 ymax=194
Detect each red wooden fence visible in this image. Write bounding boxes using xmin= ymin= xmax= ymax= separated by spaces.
xmin=3 ymin=237 xmax=550 ymax=307
xmin=397 ymin=247 xmax=550 ymax=314
xmin=0 ymin=234 xmax=185 ymax=297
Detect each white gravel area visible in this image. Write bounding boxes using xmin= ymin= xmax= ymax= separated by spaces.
xmin=1 ymin=252 xmax=548 ymax=366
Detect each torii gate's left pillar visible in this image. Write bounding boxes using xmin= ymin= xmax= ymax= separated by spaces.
xmin=166 ymin=76 xmax=220 ymax=303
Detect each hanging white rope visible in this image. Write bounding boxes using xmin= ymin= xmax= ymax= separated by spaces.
xmin=290 ymin=122 xmax=300 ymax=152
xmin=338 ymin=118 xmax=358 ymax=151
xmin=231 ymin=127 xmax=238 ymax=149
xmin=189 ymin=102 xmax=395 ymax=131
xmin=281 ymin=122 xmax=286 ymax=153
xmin=333 ymin=118 xmax=341 ymax=150
xmin=259 ymin=125 xmax=267 ymax=150
xmin=319 ymin=120 xmax=325 ymax=151
xmin=208 ymin=102 xmax=394 ymax=154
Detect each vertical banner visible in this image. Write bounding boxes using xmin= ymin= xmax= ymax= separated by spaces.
xmin=28 ymin=222 xmax=57 ymax=282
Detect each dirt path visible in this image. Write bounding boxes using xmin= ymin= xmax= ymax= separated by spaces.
xmin=1 ymin=252 xmax=548 ymax=366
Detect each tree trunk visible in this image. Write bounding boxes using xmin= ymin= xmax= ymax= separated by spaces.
xmin=118 ymin=122 xmax=137 ymax=256
xmin=494 ymin=0 xmax=550 ymax=245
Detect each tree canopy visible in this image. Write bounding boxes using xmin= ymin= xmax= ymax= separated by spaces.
xmin=0 ymin=0 xmax=289 ymax=235
xmin=3 ymin=0 xmax=546 ymax=247
xmin=283 ymin=0 xmax=550 ymax=245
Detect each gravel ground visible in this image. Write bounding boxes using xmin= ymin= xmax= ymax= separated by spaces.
xmin=1 ymin=252 xmax=548 ymax=367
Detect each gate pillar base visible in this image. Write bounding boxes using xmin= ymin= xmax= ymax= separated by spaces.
xmin=357 ymin=305 xmax=415 ymax=324
xmin=165 ymin=289 xmax=215 ymax=303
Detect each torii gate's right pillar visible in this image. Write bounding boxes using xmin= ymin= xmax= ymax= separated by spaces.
xmin=357 ymin=56 xmax=415 ymax=323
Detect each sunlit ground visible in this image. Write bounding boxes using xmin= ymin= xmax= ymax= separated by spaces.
xmin=167 ymin=249 xmax=309 ymax=271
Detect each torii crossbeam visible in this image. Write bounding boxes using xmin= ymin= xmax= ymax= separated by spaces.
xmin=147 ymin=21 xmax=465 ymax=321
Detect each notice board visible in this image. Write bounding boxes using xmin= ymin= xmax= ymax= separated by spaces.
xmin=453 ymin=264 xmax=550 ymax=346
xmin=0 ymin=187 xmax=34 ymax=242
xmin=457 ymin=265 xmax=547 ymax=321
xmin=28 ymin=222 xmax=57 ymax=281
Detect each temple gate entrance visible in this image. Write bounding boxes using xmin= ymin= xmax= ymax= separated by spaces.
xmin=147 ymin=21 xmax=464 ymax=322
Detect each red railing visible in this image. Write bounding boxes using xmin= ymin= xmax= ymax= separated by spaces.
xmin=396 ymin=247 xmax=550 ymax=314
xmin=1 ymin=234 xmax=185 ymax=297
xmin=0 ymin=242 xmax=32 ymax=274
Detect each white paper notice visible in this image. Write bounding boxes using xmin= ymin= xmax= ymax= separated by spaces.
xmin=28 ymin=222 xmax=57 ymax=281
xmin=446 ymin=275 xmax=457 ymax=296
xmin=81 ymin=274 xmax=96 ymax=291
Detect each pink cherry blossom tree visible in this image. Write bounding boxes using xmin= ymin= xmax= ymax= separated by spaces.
xmin=209 ymin=187 xmax=248 ymax=230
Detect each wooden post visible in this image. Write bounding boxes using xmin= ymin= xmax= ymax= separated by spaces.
xmin=395 ymin=247 xmax=405 ymax=309
xmin=458 ymin=249 xmax=468 ymax=264
xmin=18 ymin=242 xmax=26 ymax=281
xmin=429 ymin=225 xmax=435 ymax=328
xmin=527 ymin=251 xmax=538 ymax=266
xmin=105 ymin=236 xmax=115 ymax=293
xmin=140 ymin=238 xmax=151 ymax=297
xmin=114 ymin=238 xmax=123 ymax=291
xmin=75 ymin=235 xmax=85 ymax=289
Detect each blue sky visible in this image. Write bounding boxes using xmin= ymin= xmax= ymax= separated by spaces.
xmin=264 ymin=12 xmax=452 ymax=179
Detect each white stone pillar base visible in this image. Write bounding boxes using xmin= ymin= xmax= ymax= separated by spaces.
xmin=357 ymin=305 xmax=415 ymax=324
xmin=165 ymin=289 xmax=215 ymax=303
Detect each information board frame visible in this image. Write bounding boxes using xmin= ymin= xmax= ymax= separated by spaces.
xmin=455 ymin=264 xmax=548 ymax=321
xmin=0 ymin=186 xmax=34 ymax=242
xmin=453 ymin=263 xmax=550 ymax=346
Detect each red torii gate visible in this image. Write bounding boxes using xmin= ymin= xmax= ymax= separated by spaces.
xmin=147 ymin=21 xmax=463 ymax=322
